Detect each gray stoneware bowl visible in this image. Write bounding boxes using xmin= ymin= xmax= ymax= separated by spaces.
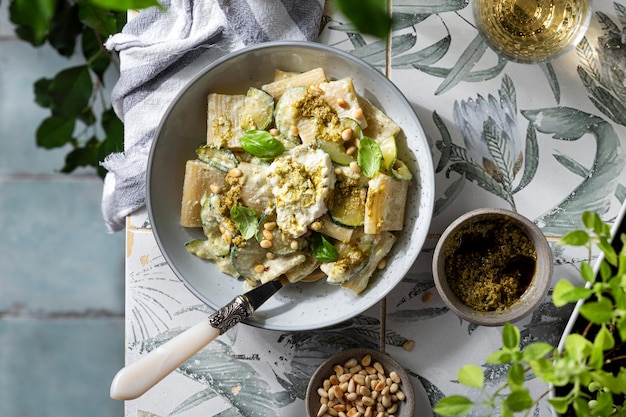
xmin=147 ymin=41 xmax=435 ymax=331
xmin=432 ymin=208 xmax=553 ymax=326
xmin=305 ymin=348 xmax=415 ymax=417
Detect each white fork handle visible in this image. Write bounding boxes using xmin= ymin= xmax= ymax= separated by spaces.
xmin=110 ymin=320 xmax=220 ymax=400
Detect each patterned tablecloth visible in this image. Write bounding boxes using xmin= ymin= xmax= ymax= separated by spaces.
xmin=121 ymin=2 xmax=626 ymax=416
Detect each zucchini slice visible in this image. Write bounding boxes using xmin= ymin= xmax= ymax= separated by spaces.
xmin=378 ymin=136 xmax=397 ymax=171
xmin=185 ymin=228 xmax=230 ymax=260
xmin=320 ymin=231 xmax=374 ymax=284
xmin=329 ymin=181 xmax=367 ymax=228
xmin=342 ymin=231 xmax=396 ymax=294
xmin=317 ymin=139 xmax=355 ymax=166
xmin=241 ymin=87 xmax=274 ymax=131
xmin=274 ymin=86 xmax=308 ymax=142
xmin=389 ymin=159 xmax=413 ymax=182
xmin=230 ymin=240 xmax=306 ymax=284
xmin=196 ymin=145 xmax=239 ymax=172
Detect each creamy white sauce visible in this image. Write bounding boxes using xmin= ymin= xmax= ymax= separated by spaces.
xmin=267 ymin=145 xmax=335 ymax=237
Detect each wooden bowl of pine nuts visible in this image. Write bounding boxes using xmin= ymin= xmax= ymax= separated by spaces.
xmin=305 ymin=348 xmax=415 ymax=417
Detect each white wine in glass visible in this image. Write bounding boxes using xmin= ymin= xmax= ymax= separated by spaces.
xmin=473 ymin=0 xmax=593 ymax=63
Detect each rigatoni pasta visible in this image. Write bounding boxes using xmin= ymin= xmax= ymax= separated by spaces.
xmin=180 ymin=67 xmax=413 ymax=294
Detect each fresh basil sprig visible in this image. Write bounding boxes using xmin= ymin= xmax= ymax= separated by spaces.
xmin=357 ymin=136 xmax=382 ymax=178
xmin=230 ymin=206 xmax=258 ymax=239
xmin=239 ymin=130 xmax=285 ymax=159
xmin=312 ymin=233 xmax=339 ymax=262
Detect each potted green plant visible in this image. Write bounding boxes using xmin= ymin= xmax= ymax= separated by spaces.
xmin=433 ymin=210 xmax=626 ymax=417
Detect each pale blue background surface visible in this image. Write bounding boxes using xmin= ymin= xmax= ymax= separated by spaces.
xmin=0 ymin=2 xmax=125 ymax=415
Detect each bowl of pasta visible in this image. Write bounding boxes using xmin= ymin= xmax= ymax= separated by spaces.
xmin=147 ymin=41 xmax=435 ymax=331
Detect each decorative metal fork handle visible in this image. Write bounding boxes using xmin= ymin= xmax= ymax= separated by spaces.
xmin=209 ymin=295 xmax=254 ymax=334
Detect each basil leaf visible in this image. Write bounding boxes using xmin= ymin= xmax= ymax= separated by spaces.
xmin=239 ymin=130 xmax=285 ymax=159
xmin=312 ymin=233 xmax=339 ymax=262
xmin=230 ymin=206 xmax=258 ymax=240
xmin=357 ymin=136 xmax=382 ymax=177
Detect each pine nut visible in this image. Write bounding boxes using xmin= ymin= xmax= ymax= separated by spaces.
xmin=290 ymin=125 xmax=299 ymax=136
xmin=337 ymin=98 xmax=348 ymax=108
xmin=266 ymin=252 xmax=275 ymax=260
xmin=269 ymin=128 xmax=279 ymax=136
xmin=352 ymin=374 xmax=365 ymax=386
xmin=389 ymin=371 xmax=401 ymax=384
xmin=376 ymin=259 xmax=387 ymax=270
xmin=314 ymin=355 xmax=407 ymax=416
xmin=341 ymin=128 xmax=353 ymax=141
xmin=354 ymin=107 xmax=364 ymax=119
xmin=403 ymin=340 xmax=415 ymax=351
xmin=260 ymin=239 xmax=272 ymax=248
xmin=344 ymin=358 xmax=358 ymax=368
xmin=373 ymin=362 xmax=384 ymax=374
xmin=229 ymin=167 xmax=242 ymax=178
xmin=310 ymin=221 xmax=322 ymax=231
xmin=209 ymin=183 xmax=221 ymax=194
xmin=263 ymin=221 xmax=277 ymax=230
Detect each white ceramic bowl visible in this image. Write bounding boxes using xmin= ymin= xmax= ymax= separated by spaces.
xmin=147 ymin=41 xmax=434 ymax=331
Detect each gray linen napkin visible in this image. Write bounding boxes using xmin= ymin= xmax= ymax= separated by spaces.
xmin=101 ymin=0 xmax=324 ymax=232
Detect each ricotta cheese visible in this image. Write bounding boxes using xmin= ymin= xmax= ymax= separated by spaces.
xmin=267 ymin=145 xmax=336 ymax=237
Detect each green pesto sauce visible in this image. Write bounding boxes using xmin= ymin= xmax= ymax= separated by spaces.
xmin=444 ymin=217 xmax=537 ymax=312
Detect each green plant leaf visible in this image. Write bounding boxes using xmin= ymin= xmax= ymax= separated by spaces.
xmin=558 ymin=230 xmax=590 ymax=246
xmin=230 ymin=206 xmax=258 ymax=240
xmin=88 ymin=0 xmax=163 ymax=12
xmin=36 ymin=116 xmax=76 ymax=149
xmin=507 ymin=363 xmax=525 ymax=390
xmin=486 ymin=350 xmax=514 ymax=364
xmin=9 ymin=0 xmax=56 ymax=46
xmin=433 ymin=395 xmax=474 ymax=416
xmin=572 ymin=397 xmax=590 ymax=417
xmin=504 ymin=389 xmax=533 ymax=412
xmin=78 ymin=0 xmax=119 ymax=36
xmin=457 ymin=365 xmax=483 ymax=389
xmin=312 ymin=233 xmax=339 ymax=263
xmin=61 ymin=136 xmax=100 ymax=173
xmin=552 ymin=279 xmax=592 ymax=307
xmin=579 ymin=261 xmax=595 ymax=283
xmin=548 ymin=396 xmax=571 ymax=414
xmin=333 ymin=0 xmax=392 ymax=39
xmin=34 ymin=78 xmax=52 ymax=108
xmin=522 ymin=342 xmax=553 ymax=361
xmin=357 ymin=136 xmax=382 ymax=178
xmin=594 ymin=322 xmax=616 ymax=350
xmin=582 ymin=210 xmax=601 ymax=231
xmin=580 ymin=298 xmax=614 ymax=324
xmin=563 ymin=333 xmax=593 ymax=363
xmin=239 ymin=130 xmax=284 ymax=159
xmin=502 ymin=322 xmax=520 ymax=350
xmin=49 ymin=66 xmax=94 ymax=119
xmin=48 ymin=2 xmax=82 ymax=57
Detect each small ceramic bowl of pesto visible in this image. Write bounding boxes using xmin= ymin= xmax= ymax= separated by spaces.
xmin=432 ymin=208 xmax=553 ymax=326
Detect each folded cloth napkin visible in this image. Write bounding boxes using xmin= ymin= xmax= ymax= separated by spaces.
xmin=101 ymin=0 xmax=324 ymax=232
